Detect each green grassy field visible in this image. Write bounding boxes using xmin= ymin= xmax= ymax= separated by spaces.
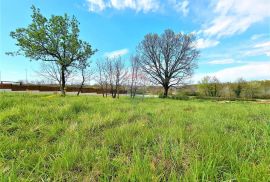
xmin=0 ymin=93 xmax=270 ymax=181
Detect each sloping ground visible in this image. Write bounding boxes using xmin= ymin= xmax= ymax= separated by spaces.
xmin=0 ymin=93 xmax=270 ymax=181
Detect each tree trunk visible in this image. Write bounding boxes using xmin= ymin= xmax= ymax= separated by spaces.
xmin=77 ymin=82 xmax=84 ymax=96
xmin=163 ymin=86 xmax=169 ymax=97
xmin=77 ymin=70 xmax=85 ymax=96
xmin=110 ymin=85 xmax=114 ymax=97
xmin=61 ymin=66 xmax=66 ymax=96
xmin=132 ymin=87 xmax=137 ymax=98
xmin=130 ymin=81 xmax=134 ymax=98
xmin=113 ymin=89 xmax=117 ymax=98
xmin=130 ymin=88 xmax=133 ymax=98
xmin=112 ymin=85 xmax=117 ymax=98
xmin=105 ymin=84 xmax=108 ymax=97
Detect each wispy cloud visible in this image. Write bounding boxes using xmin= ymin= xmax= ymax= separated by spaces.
xmin=104 ymin=48 xmax=129 ymax=58
xmin=242 ymin=41 xmax=270 ymax=57
xmin=250 ymin=34 xmax=267 ymax=41
xmin=169 ymin=0 xmax=189 ymax=16
xmin=196 ymin=38 xmax=219 ymax=49
xmin=202 ymin=0 xmax=270 ymax=38
xmin=207 ymin=59 xmax=234 ymax=65
xmin=254 ymin=41 xmax=270 ymax=48
xmin=86 ymin=0 xmax=160 ymax=13
xmin=86 ymin=0 xmax=107 ymax=12
xmin=85 ymin=0 xmax=192 ymax=15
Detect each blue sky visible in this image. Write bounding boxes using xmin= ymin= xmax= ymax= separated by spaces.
xmin=0 ymin=0 xmax=269 ymax=83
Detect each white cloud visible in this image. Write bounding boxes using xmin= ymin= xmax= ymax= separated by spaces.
xmin=203 ymin=0 xmax=270 ymax=38
xmin=86 ymin=0 xmax=160 ymax=13
xmin=242 ymin=41 xmax=270 ymax=57
xmin=196 ymin=38 xmax=220 ymax=49
xmin=105 ymin=48 xmax=129 ymax=58
xmin=251 ymin=34 xmax=266 ymax=41
xmin=254 ymin=41 xmax=270 ymax=56
xmin=169 ymin=0 xmax=189 ymax=16
xmin=207 ymin=59 xmax=234 ymax=65
xmin=86 ymin=0 xmax=107 ymax=12
xmin=193 ymin=62 xmax=270 ymax=82
xmin=254 ymin=41 xmax=270 ymax=48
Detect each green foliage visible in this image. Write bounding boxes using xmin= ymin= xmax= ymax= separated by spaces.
xmin=196 ymin=78 xmax=270 ymax=99
xmin=231 ymin=78 xmax=246 ymax=98
xmin=198 ymin=76 xmax=221 ymax=97
xmin=171 ymin=95 xmax=189 ymax=100
xmin=0 ymin=93 xmax=270 ymax=181
xmin=171 ymin=93 xmax=189 ymax=100
xmin=177 ymin=86 xmax=199 ymax=97
xmin=10 ymin=6 xmax=95 ymax=64
xmin=244 ymin=81 xmax=261 ymax=99
xmin=158 ymin=92 xmax=166 ymax=98
xmin=8 ymin=6 xmax=96 ymax=95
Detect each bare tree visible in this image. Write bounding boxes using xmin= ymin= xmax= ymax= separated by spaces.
xmin=140 ymin=73 xmax=149 ymax=100
xmin=128 ymin=55 xmax=148 ymax=98
xmin=103 ymin=57 xmax=127 ymax=98
xmin=76 ymin=60 xmax=92 ymax=96
xmin=105 ymin=58 xmax=114 ymax=97
xmin=129 ymin=55 xmax=140 ymax=98
xmin=96 ymin=61 xmax=104 ymax=97
xmin=114 ymin=57 xmax=127 ymax=98
xmin=96 ymin=60 xmax=109 ymax=97
xmin=38 ymin=61 xmax=72 ymax=87
xmin=137 ymin=29 xmax=199 ymax=97
xmin=38 ymin=60 xmax=91 ymax=95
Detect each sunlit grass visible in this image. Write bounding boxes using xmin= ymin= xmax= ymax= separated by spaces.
xmin=0 ymin=93 xmax=269 ymax=181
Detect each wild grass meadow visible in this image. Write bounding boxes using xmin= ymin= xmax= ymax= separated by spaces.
xmin=0 ymin=93 xmax=270 ymax=181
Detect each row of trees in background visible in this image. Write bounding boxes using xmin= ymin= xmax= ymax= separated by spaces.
xmin=8 ymin=6 xmax=199 ymax=98
xmin=195 ymin=76 xmax=270 ymax=99
xmin=94 ymin=29 xmax=199 ymax=98
xmin=95 ymin=55 xmax=150 ymax=99
xmin=96 ymin=57 xmax=127 ymax=98
xmin=37 ymin=55 xmax=142 ymax=98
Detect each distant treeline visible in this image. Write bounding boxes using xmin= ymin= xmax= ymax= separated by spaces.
xmin=176 ymin=77 xmax=270 ymax=99
xmin=1 ymin=78 xmax=270 ymax=99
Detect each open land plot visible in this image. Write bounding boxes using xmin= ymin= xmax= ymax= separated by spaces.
xmin=0 ymin=93 xmax=270 ymax=181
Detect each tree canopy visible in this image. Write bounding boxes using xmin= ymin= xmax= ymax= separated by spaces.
xmin=9 ymin=6 xmax=96 ymax=95
xmin=137 ymin=29 xmax=199 ymax=97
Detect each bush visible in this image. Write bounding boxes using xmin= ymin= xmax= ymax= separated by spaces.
xmin=158 ymin=92 xmax=166 ymax=98
xmin=158 ymin=92 xmax=189 ymax=100
xmin=262 ymin=95 xmax=270 ymax=99
xmin=171 ymin=94 xmax=189 ymax=100
xmin=171 ymin=95 xmax=189 ymax=100
xmin=192 ymin=96 xmax=256 ymax=101
xmin=198 ymin=76 xmax=222 ymax=97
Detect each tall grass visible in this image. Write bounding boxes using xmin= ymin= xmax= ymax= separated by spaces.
xmin=0 ymin=93 xmax=269 ymax=181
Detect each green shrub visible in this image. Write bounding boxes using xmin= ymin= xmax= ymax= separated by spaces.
xmin=171 ymin=94 xmax=189 ymax=100
xmin=158 ymin=92 xmax=166 ymax=98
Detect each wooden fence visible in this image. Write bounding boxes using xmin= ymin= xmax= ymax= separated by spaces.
xmin=0 ymin=83 xmax=127 ymax=94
